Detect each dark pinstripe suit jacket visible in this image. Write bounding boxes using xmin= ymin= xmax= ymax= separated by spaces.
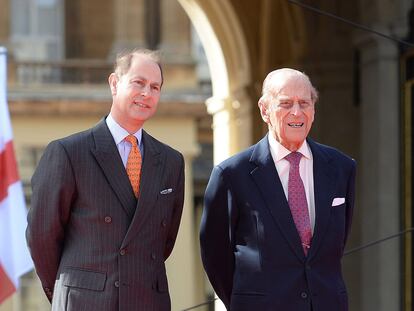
xmin=26 ymin=119 xmax=185 ymax=311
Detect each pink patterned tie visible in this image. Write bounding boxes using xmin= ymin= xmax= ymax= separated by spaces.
xmin=285 ymin=152 xmax=312 ymax=255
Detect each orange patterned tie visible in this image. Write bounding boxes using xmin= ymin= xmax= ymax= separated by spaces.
xmin=125 ymin=135 xmax=142 ymax=198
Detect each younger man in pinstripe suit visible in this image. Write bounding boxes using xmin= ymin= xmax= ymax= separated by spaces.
xmin=27 ymin=49 xmax=185 ymax=311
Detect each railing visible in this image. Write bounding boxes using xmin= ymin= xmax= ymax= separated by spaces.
xmin=10 ymin=59 xmax=112 ymax=86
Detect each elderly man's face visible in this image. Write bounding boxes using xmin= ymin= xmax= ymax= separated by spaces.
xmin=260 ymin=76 xmax=315 ymax=151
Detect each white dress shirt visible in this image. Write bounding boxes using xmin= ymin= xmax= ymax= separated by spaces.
xmin=268 ymin=134 xmax=316 ymax=233
xmin=105 ymin=114 xmax=143 ymax=168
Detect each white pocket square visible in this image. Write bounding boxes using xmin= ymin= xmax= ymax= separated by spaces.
xmin=160 ymin=188 xmax=173 ymax=195
xmin=332 ymin=197 xmax=345 ymax=206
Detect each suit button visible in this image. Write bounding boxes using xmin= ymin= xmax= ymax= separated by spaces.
xmin=151 ymin=253 xmax=156 ymax=260
xmin=114 ymin=281 xmax=120 ymax=288
xmin=306 ymin=265 xmax=311 ymax=270
xmin=104 ymin=216 xmax=112 ymax=223
xmin=161 ymin=219 xmax=167 ymax=227
xmin=301 ymin=292 xmax=308 ymax=299
xmin=120 ymin=249 xmax=126 ymax=256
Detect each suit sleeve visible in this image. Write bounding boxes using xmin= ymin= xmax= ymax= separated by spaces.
xmin=200 ymin=166 xmax=236 ymax=309
xmin=26 ymin=141 xmax=75 ymax=302
xmin=344 ymin=160 xmax=356 ymax=246
xmin=164 ymin=153 xmax=185 ymax=259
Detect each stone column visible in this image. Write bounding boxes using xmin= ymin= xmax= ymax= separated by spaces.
xmin=145 ymin=117 xmax=203 ymax=311
xmin=159 ymin=0 xmax=192 ymax=61
xmin=232 ymin=85 xmax=255 ymax=152
xmin=357 ymin=34 xmax=401 ymax=311
xmin=166 ymin=151 xmax=204 ymax=310
xmin=206 ymin=91 xmax=254 ymax=311
xmin=206 ymin=93 xmax=253 ymax=164
xmin=0 ymin=0 xmax=9 ymax=43
xmin=111 ymin=0 xmax=145 ymax=55
xmin=206 ymin=97 xmax=233 ymax=164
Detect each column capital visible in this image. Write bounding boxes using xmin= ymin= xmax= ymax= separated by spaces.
xmin=206 ymin=84 xmax=254 ymax=115
xmin=353 ymin=30 xmax=400 ymax=66
xmin=353 ymin=21 xmax=406 ymax=51
xmin=205 ymin=96 xmax=231 ymax=115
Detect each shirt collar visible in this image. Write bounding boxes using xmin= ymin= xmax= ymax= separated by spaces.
xmin=268 ymin=133 xmax=312 ymax=162
xmin=106 ymin=114 xmax=142 ymax=145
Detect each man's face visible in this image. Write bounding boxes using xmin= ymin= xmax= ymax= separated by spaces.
xmin=109 ymin=55 xmax=162 ymax=132
xmin=260 ymin=76 xmax=315 ymax=151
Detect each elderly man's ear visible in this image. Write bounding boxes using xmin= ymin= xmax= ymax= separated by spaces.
xmin=258 ymin=99 xmax=270 ymax=124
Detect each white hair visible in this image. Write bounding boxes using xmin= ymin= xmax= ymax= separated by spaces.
xmin=259 ymin=68 xmax=318 ymax=106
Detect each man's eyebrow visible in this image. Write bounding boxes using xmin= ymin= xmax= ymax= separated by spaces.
xmin=130 ymin=75 xmax=161 ymax=85
xmin=130 ymin=75 xmax=146 ymax=81
xmin=278 ymin=96 xmax=312 ymax=100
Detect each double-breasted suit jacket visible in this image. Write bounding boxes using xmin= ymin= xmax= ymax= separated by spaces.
xmin=200 ymin=135 xmax=356 ymax=311
xmin=27 ymin=119 xmax=184 ymax=311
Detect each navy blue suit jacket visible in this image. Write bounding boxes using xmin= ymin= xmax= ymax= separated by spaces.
xmin=200 ymin=135 xmax=356 ymax=311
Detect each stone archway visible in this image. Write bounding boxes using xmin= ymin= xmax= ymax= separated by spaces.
xmin=178 ymin=0 xmax=252 ymax=164
xmin=176 ymin=2 xmax=252 ymax=310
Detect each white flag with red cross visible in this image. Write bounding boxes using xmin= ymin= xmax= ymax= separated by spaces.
xmin=0 ymin=46 xmax=34 ymax=304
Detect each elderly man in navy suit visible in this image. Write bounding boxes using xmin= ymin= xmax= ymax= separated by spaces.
xmin=200 ymin=68 xmax=356 ymax=311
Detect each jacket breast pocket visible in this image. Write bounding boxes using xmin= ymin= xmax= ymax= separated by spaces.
xmin=330 ymin=202 xmax=347 ymax=242
xmin=157 ymin=192 xmax=174 ymax=202
xmin=157 ymin=192 xmax=176 ymax=215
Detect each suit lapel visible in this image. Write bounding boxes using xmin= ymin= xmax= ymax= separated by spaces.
xmin=307 ymin=139 xmax=337 ymax=260
xmin=250 ymin=136 xmax=305 ymax=261
xmin=90 ymin=119 xmax=137 ymax=219
xmin=122 ymin=131 xmax=163 ymax=247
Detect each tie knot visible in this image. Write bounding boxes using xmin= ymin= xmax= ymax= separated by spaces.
xmin=125 ymin=134 xmax=138 ymax=147
xmin=285 ymin=152 xmax=302 ymax=166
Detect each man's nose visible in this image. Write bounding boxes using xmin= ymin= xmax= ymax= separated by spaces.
xmin=141 ymin=84 xmax=151 ymax=96
xmin=291 ymin=102 xmax=302 ymax=115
